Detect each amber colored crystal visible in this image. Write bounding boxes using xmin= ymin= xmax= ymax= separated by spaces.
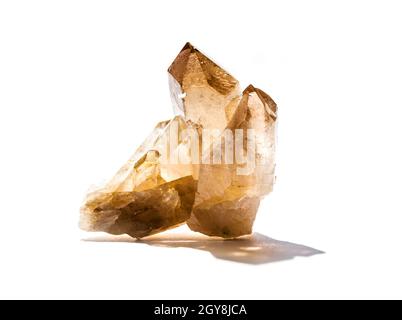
xmin=80 ymin=116 xmax=198 ymax=238
xmin=187 ymin=85 xmax=277 ymax=238
xmin=81 ymin=43 xmax=277 ymax=239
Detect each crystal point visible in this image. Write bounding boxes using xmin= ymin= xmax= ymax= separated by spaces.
xmin=168 ymin=43 xmax=241 ymax=131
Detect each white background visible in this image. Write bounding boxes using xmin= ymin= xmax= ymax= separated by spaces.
xmin=0 ymin=0 xmax=401 ymax=299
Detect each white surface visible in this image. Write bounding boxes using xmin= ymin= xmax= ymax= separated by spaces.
xmin=0 ymin=0 xmax=401 ymax=299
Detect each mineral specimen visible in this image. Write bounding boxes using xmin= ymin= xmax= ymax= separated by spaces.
xmin=80 ymin=43 xmax=277 ymax=239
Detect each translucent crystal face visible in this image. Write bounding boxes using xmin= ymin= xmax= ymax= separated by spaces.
xmin=81 ymin=43 xmax=277 ymax=239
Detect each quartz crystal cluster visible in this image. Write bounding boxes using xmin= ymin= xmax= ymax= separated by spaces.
xmin=80 ymin=43 xmax=277 ymax=239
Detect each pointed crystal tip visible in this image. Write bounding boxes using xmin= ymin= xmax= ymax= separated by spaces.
xmin=168 ymin=42 xmax=238 ymax=94
xmin=243 ymin=84 xmax=277 ymax=119
xmin=180 ymin=42 xmax=196 ymax=53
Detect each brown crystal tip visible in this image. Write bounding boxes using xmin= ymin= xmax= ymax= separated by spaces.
xmin=243 ymin=84 xmax=277 ymax=120
xmin=168 ymin=42 xmax=239 ymax=95
xmin=167 ymin=42 xmax=242 ymax=131
xmin=167 ymin=42 xmax=196 ymax=86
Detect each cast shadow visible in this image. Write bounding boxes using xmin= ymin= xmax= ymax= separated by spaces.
xmin=84 ymin=232 xmax=324 ymax=265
